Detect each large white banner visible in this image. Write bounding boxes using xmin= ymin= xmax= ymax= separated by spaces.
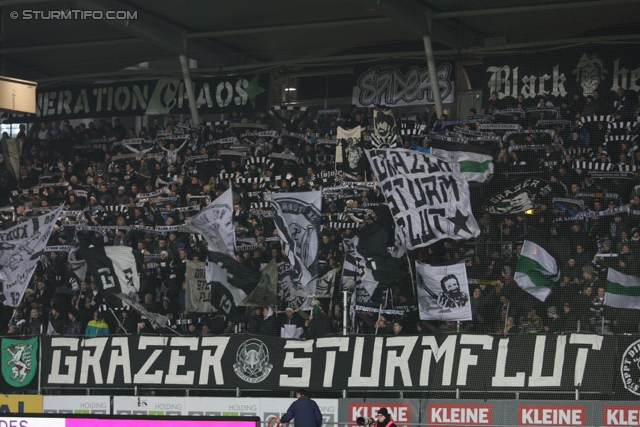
xmin=0 ymin=206 xmax=63 ymax=307
xmin=366 ymin=148 xmax=480 ymax=250
xmin=184 ymin=188 xmax=235 ymax=258
xmin=416 ymin=261 xmax=472 ymax=321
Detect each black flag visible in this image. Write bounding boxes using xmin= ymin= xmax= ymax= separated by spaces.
xmin=83 ymin=246 xmax=143 ymax=308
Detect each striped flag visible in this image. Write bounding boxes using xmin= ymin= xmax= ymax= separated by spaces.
xmin=514 ymin=240 xmax=559 ymax=301
xmin=431 ymin=148 xmax=494 ymax=183
xmin=606 ymin=268 xmax=640 ymax=309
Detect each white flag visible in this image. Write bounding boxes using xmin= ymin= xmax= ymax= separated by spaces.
xmin=315 ymin=268 xmax=338 ymax=299
xmin=0 ymin=206 xmax=63 ymax=307
xmin=366 ymin=148 xmax=480 ymax=250
xmin=336 ymin=125 xmax=361 ymax=164
xmin=183 ymin=188 xmax=235 ymax=257
xmin=105 ymin=247 xmax=140 ymax=296
xmin=415 ymin=261 xmax=472 ymax=321
xmin=431 ymin=149 xmax=494 ymax=183
xmin=185 ymin=260 xmax=215 ymax=313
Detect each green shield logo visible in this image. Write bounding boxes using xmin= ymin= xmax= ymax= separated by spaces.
xmin=2 ymin=337 xmax=38 ymax=387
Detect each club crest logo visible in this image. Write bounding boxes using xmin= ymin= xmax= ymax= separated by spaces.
xmin=2 ymin=338 xmax=37 ymax=387
xmin=621 ymin=339 xmax=640 ymax=396
xmin=233 ymin=339 xmax=273 ymax=384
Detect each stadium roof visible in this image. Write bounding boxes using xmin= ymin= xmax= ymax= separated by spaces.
xmin=1 ymin=0 xmax=639 ymax=87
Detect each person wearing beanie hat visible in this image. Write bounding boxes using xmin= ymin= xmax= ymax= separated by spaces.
xmin=275 ymin=388 xmax=322 ymax=427
xmin=543 ymin=306 xmax=561 ymax=334
xmin=375 ymin=407 xmax=397 ymax=427
xmin=66 ymin=307 xmax=83 ymax=336
xmin=280 ymin=306 xmax=305 ymax=339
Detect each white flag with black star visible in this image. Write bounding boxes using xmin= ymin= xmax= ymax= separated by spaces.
xmin=365 ymin=148 xmax=480 ymax=250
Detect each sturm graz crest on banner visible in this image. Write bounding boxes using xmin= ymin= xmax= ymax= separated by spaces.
xmin=483 ymin=178 xmax=553 ymax=215
xmin=233 ymin=339 xmax=273 ymax=384
xmin=620 ymin=339 xmax=640 ymax=396
xmin=2 ymin=338 xmax=37 ymax=387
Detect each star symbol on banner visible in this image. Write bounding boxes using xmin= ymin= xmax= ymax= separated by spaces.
xmin=246 ymin=75 xmax=266 ymax=108
xmin=449 ymin=209 xmax=471 ymax=235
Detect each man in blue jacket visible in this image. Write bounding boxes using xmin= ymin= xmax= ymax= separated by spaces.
xmin=275 ymin=388 xmax=323 ymax=427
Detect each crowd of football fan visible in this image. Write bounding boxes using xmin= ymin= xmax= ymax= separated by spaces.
xmin=1 ymin=86 xmax=640 ymax=338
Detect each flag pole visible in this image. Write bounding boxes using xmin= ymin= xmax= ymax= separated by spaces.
xmin=406 ymin=252 xmax=416 ymax=300
xmin=110 ymin=308 xmax=129 ymax=335
xmin=504 ymin=301 xmax=510 ymax=329
xmin=375 ymin=303 xmax=383 ymax=335
xmin=343 ymin=290 xmax=348 ymax=336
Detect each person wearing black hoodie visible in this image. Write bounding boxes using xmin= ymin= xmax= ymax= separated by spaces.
xmin=305 ymin=306 xmax=333 ymax=340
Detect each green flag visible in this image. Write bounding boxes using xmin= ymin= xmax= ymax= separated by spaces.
xmin=514 ymin=240 xmax=559 ymax=301
xmin=606 ymin=268 xmax=640 ymax=309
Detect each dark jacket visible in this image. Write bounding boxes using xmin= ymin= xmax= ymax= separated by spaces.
xmin=305 ymin=312 xmax=333 ymax=339
xmin=280 ymin=396 xmax=323 ymax=427
xmin=259 ymin=308 xmax=278 ymax=336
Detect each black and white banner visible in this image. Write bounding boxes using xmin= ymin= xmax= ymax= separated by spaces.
xmin=0 ymin=206 xmax=63 ymax=307
xmin=343 ymin=236 xmax=380 ymax=301
xmin=38 ymin=334 xmax=616 ymax=392
xmin=83 ymin=246 xmax=141 ymax=308
xmin=371 ymin=110 xmax=401 ymax=148
xmin=336 ymin=126 xmax=361 ymax=164
xmin=366 ymin=148 xmax=480 ymax=250
xmin=352 ymin=64 xmax=455 ymax=107
xmin=416 ymin=261 xmax=472 ymax=321
xmin=267 ymin=191 xmax=322 ymax=298
xmin=184 ymin=188 xmax=235 ymax=257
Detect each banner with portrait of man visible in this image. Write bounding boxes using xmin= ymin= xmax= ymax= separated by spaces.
xmin=371 ymin=110 xmax=401 ymax=148
xmin=415 ymin=261 xmax=472 ymax=321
